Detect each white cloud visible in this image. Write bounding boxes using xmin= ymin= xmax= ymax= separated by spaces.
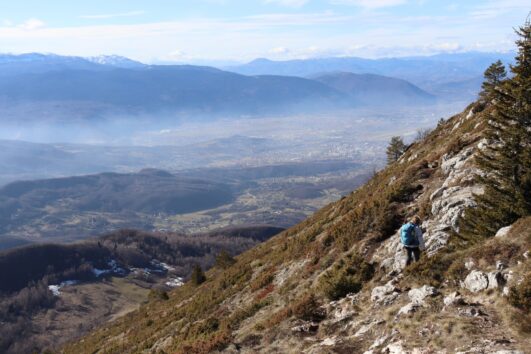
xmin=80 ymin=11 xmax=145 ymax=20
xmin=263 ymin=0 xmax=309 ymax=8
xmin=0 ymin=10 xmax=518 ymax=62
xmin=18 ymin=18 xmax=45 ymax=30
xmin=330 ymin=0 xmax=407 ymax=9
xmin=470 ymin=0 xmax=531 ymax=20
xmin=270 ymin=46 xmax=290 ymax=54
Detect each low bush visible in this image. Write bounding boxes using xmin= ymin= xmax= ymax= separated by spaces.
xmin=250 ymin=267 xmax=276 ymax=291
xmin=290 ymin=293 xmax=325 ymax=322
xmin=148 ymin=288 xmax=169 ymax=301
xmin=318 ymin=253 xmax=374 ymax=300
xmin=508 ymin=274 xmax=531 ymax=313
xmin=404 ymin=251 xmax=457 ymax=287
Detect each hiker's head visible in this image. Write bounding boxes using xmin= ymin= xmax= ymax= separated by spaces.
xmin=410 ymin=215 xmax=421 ymax=225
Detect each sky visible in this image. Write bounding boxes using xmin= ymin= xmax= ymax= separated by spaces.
xmin=0 ymin=0 xmax=529 ymax=63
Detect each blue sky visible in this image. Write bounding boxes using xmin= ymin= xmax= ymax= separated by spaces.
xmin=0 ymin=0 xmax=528 ymax=63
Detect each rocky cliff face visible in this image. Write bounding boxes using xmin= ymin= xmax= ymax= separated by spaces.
xmin=64 ymin=102 xmax=530 ymax=354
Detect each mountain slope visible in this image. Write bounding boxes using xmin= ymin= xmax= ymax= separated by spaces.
xmin=313 ymin=72 xmax=435 ymax=106
xmin=64 ymin=97 xmax=530 ymax=353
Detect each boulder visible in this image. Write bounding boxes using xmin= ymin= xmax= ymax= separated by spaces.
xmin=495 ymin=225 xmax=512 ymax=238
xmin=463 ymin=270 xmax=489 ymax=292
xmin=408 ymin=285 xmax=438 ymax=305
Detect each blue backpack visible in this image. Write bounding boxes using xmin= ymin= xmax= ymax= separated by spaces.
xmin=400 ymin=223 xmax=418 ymax=246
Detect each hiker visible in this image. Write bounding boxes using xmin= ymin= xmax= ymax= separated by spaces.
xmin=400 ymin=215 xmax=425 ymax=266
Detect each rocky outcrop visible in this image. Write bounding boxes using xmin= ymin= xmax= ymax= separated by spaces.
xmin=372 ymin=138 xmax=486 ymax=273
xmin=424 ymin=145 xmax=484 ymax=254
xmin=371 ymin=279 xmax=400 ymax=306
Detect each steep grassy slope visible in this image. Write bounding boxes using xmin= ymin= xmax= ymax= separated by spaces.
xmin=63 ymin=94 xmax=529 ymax=353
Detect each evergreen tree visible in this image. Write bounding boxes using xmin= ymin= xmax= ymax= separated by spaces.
xmin=215 ymin=250 xmax=236 ymax=269
xmin=461 ymin=21 xmax=531 ymax=239
xmin=479 ymin=60 xmax=507 ymax=102
xmin=386 ymin=136 xmax=406 ymax=164
xmin=190 ymin=264 xmax=206 ymax=285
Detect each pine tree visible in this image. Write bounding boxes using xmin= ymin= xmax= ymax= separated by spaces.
xmin=479 ymin=60 xmax=507 ymax=102
xmin=461 ymin=21 xmax=531 ymax=239
xmin=190 ymin=264 xmax=206 ymax=285
xmin=386 ymin=136 xmax=406 ymax=164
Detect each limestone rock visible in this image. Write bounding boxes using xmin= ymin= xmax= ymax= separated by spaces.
xmin=384 ymin=341 xmax=408 ymax=354
xmin=458 ymin=306 xmax=486 ymax=317
xmin=291 ymin=321 xmax=319 ymax=334
xmin=443 ymin=291 xmax=465 ymax=307
xmin=465 ymin=260 xmax=475 ymax=270
xmin=496 ymin=260 xmax=506 ymax=270
xmin=354 ymin=323 xmax=373 ymax=337
xmin=487 ymin=271 xmax=504 ymax=289
xmin=408 ymin=285 xmax=438 ymax=305
xmin=495 ymin=225 xmax=512 ymax=238
xmin=371 ymin=281 xmax=400 ymax=305
xmin=397 ymin=302 xmax=420 ymax=316
xmin=328 ymin=293 xmax=359 ymax=321
xmin=320 ymin=336 xmax=337 ymax=346
xmin=441 ymin=146 xmax=474 ymax=175
xmin=463 ymin=270 xmax=489 ymax=292
xmin=369 ymin=335 xmax=388 ymax=349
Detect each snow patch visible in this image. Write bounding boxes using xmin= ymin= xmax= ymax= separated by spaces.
xmin=48 ymin=280 xmax=79 ymax=296
xmin=165 ymin=277 xmax=184 ymax=287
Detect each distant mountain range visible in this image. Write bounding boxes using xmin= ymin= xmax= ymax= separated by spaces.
xmin=313 ymin=72 xmax=435 ymax=106
xmin=0 ymin=52 xmax=513 ymax=121
xmin=225 ymin=52 xmax=515 ymax=85
xmin=0 ymin=60 xmax=344 ymax=119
